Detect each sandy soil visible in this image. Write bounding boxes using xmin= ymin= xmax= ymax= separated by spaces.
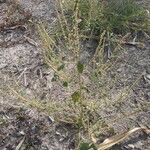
xmin=0 ymin=0 xmax=150 ymax=149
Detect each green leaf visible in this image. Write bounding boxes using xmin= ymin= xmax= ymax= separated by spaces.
xmin=57 ymin=64 xmax=65 ymax=71
xmin=77 ymin=62 xmax=84 ymax=74
xmin=71 ymin=91 xmax=81 ymax=103
xmin=80 ymin=143 xmax=89 ymax=150
xmin=63 ymin=81 xmax=68 ymax=87
xmin=51 ymin=74 xmax=59 ymax=82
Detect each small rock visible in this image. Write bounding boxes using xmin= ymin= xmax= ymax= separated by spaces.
xmin=144 ymin=74 xmax=150 ymax=84
xmin=0 ymin=64 xmax=7 ymax=69
xmin=19 ymin=130 xmax=25 ymax=135
xmin=128 ymin=144 xmax=135 ymax=149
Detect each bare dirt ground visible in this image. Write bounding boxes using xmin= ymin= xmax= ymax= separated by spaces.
xmin=0 ymin=0 xmax=150 ymax=150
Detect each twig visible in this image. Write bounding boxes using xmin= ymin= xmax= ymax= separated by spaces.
xmin=17 ymin=67 xmax=27 ymax=80
xmin=15 ymin=136 xmax=25 ymax=150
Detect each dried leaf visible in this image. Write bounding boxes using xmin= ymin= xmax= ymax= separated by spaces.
xmin=91 ymin=133 xmax=97 ymax=144
xmin=97 ymin=127 xmax=150 ymax=150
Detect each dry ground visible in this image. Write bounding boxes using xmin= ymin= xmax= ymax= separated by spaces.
xmin=0 ymin=0 xmax=150 ymax=149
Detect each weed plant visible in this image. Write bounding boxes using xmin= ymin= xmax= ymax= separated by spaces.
xmin=8 ymin=0 xmax=150 ymax=149
xmin=37 ymin=1 xmax=149 ymax=149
